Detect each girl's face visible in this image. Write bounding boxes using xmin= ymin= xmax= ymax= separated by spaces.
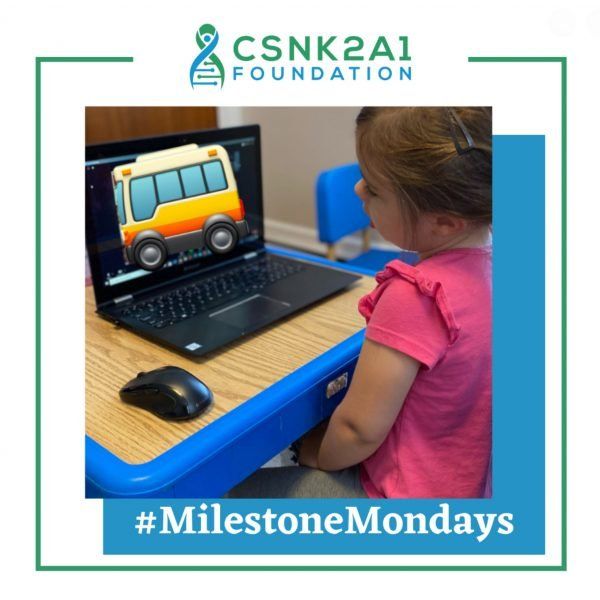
xmin=354 ymin=168 xmax=489 ymax=257
xmin=354 ymin=168 xmax=420 ymax=251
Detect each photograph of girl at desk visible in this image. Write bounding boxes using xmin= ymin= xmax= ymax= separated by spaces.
xmin=228 ymin=107 xmax=492 ymax=499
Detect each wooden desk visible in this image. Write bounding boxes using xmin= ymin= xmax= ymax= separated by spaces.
xmin=86 ymin=252 xmax=374 ymax=496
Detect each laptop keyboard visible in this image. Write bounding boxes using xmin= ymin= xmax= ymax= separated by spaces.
xmin=119 ymin=256 xmax=305 ymax=329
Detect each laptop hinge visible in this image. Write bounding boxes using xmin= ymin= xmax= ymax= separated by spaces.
xmin=113 ymin=294 xmax=134 ymax=305
xmin=243 ymin=251 xmax=259 ymax=260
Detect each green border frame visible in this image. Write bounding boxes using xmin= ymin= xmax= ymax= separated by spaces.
xmin=35 ymin=56 xmax=567 ymax=571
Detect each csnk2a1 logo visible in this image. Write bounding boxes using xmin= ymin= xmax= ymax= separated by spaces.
xmin=190 ymin=24 xmax=412 ymax=89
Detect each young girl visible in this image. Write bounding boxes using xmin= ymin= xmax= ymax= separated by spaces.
xmin=228 ymin=107 xmax=492 ymax=499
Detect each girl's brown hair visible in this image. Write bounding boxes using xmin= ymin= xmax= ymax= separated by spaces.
xmin=355 ymin=107 xmax=492 ymax=227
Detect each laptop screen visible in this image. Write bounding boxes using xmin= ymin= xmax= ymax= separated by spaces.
xmin=85 ymin=125 xmax=264 ymax=307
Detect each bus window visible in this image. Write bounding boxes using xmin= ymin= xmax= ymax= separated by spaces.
xmin=203 ymin=160 xmax=227 ymax=193
xmin=130 ymin=176 xmax=157 ymax=221
xmin=114 ymin=181 xmax=126 ymax=225
xmin=155 ymin=170 xmax=183 ymax=203
xmin=180 ymin=165 xmax=207 ymax=197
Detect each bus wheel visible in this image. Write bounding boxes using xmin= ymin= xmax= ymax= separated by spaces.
xmin=134 ymin=238 xmax=167 ymax=271
xmin=205 ymin=222 xmax=238 ymax=254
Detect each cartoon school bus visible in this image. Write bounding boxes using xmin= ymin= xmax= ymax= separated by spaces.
xmin=112 ymin=144 xmax=249 ymax=271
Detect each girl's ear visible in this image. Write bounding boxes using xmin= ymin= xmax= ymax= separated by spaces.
xmin=428 ymin=213 xmax=468 ymax=237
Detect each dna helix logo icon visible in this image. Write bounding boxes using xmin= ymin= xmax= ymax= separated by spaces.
xmin=190 ymin=24 xmax=225 ymax=88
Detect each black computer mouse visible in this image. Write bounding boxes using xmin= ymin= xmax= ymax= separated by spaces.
xmin=120 ymin=366 xmax=213 ymax=420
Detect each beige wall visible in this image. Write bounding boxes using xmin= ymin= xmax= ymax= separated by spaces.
xmin=218 ymin=107 xmax=359 ymax=227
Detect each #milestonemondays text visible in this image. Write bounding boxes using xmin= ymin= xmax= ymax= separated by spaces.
xmin=137 ymin=503 xmax=515 ymax=543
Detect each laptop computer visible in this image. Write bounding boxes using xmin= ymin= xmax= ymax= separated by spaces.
xmin=85 ymin=124 xmax=361 ymax=357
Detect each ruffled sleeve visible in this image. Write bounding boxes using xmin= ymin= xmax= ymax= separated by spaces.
xmin=358 ymin=260 xmax=461 ymax=369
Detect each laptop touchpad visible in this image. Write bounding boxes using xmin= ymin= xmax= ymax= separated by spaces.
xmin=209 ymin=294 xmax=290 ymax=329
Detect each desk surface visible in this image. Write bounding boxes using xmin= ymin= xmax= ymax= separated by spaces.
xmin=86 ymin=273 xmax=374 ymax=465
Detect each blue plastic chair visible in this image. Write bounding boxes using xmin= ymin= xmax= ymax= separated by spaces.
xmin=316 ymin=163 xmax=416 ymax=273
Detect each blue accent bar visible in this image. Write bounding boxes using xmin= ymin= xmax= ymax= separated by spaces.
xmin=491 ymin=136 xmax=545 ymax=548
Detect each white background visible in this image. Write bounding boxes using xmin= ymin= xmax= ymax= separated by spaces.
xmin=1 ymin=0 xmax=598 ymax=597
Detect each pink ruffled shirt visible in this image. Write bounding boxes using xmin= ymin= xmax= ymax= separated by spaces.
xmin=358 ymin=248 xmax=492 ymax=498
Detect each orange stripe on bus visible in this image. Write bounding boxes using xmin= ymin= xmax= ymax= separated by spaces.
xmin=122 ymin=207 xmax=244 ymax=247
